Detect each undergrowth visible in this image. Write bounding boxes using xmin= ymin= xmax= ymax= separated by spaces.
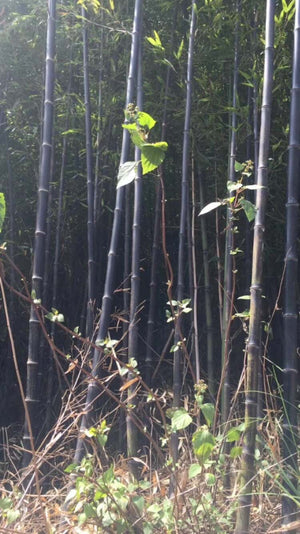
xmin=0 ymin=378 xmax=298 ymax=534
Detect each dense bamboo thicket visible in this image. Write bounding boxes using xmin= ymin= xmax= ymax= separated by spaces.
xmin=0 ymin=1 xmax=298 ymax=532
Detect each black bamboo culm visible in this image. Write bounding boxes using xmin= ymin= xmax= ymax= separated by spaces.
xmin=45 ymin=50 xmax=73 ymax=432
xmin=126 ymin=37 xmax=143 ymax=468
xmin=234 ymin=2 xmax=275 ymax=532
xmin=82 ymin=6 xmax=95 ymax=341
xmin=22 ymin=0 xmax=56 ymax=468
xmin=282 ymin=2 xmax=300 ymax=529
xmin=170 ymin=0 xmax=197 ymax=465
xmin=74 ymin=0 xmax=143 ymax=465
xmin=198 ymin=171 xmax=214 ymax=395
xmin=221 ymin=0 xmax=240 ymax=426
xmin=145 ymin=5 xmax=178 ymax=385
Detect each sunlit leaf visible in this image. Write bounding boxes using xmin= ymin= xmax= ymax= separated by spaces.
xmin=240 ymin=199 xmax=257 ymax=222
xmin=199 ymin=201 xmax=222 ymax=216
xmin=141 ymin=142 xmax=168 ymax=174
xmin=0 ymin=193 xmax=6 ymax=233
xmin=117 ymin=161 xmax=138 ymax=189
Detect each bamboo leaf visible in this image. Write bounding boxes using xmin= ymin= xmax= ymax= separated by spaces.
xmin=116 ymin=161 xmax=138 ymax=189
xmin=199 ymin=201 xmax=222 ymax=216
xmin=0 ymin=193 xmax=6 ymax=233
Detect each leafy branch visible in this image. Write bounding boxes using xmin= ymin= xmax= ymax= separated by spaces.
xmin=117 ymin=105 xmax=168 ymax=188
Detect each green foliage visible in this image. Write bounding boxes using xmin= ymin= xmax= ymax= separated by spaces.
xmin=0 ymin=193 xmax=6 ymax=234
xmin=117 ymin=107 xmax=168 ymax=187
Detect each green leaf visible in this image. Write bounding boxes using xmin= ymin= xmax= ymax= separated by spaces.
xmin=137 ymin=111 xmax=156 ymax=131
xmin=64 ymin=463 xmax=77 ymax=473
xmin=205 ymin=473 xmax=216 ymax=486
xmin=227 ymin=181 xmax=243 ymax=192
xmin=0 ymin=498 xmax=12 ymax=510
xmin=141 ymin=142 xmax=168 ymax=174
xmin=199 ymin=201 xmax=222 ymax=216
xmin=171 ymin=408 xmax=192 ymax=431
xmin=6 ymin=509 xmax=20 ymax=525
xmin=234 ymin=161 xmax=245 ymax=172
xmin=0 ymin=193 xmax=6 ymax=233
xmin=240 ymin=199 xmax=257 ymax=222
xmin=226 ymin=427 xmax=242 ymax=442
xmin=192 ymin=428 xmax=215 ymax=464
xmin=175 ymin=38 xmax=184 ymax=60
xmin=117 ymin=161 xmax=138 ymax=189
xmin=188 ymin=463 xmax=202 ymax=479
xmin=201 ymin=403 xmax=215 ymax=427
xmin=237 ymin=295 xmax=250 ymax=300
xmin=230 ymin=446 xmax=243 ymax=459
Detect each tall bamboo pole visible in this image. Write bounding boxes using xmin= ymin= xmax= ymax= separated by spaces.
xmin=74 ymin=0 xmax=143 ymax=464
xmin=127 ymin=37 xmax=143 ymax=465
xmin=81 ymin=6 xmax=95 ymax=341
xmin=234 ymin=2 xmax=275 ymax=532
xmin=221 ymin=0 xmax=240 ymax=425
xmin=282 ymin=2 xmax=300 ymax=529
xmin=22 ymin=0 xmax=56 ymax=467
xmin=171 ymin=0 xmax=197 ymax=464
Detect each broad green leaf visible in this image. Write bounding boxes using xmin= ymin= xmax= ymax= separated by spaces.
xmin=141 ymin=142 xmax=168 ymax=174
xmin=227 ymin=181 xmax=243 ymax=192
xmin=240 ymin=199 xmax=257 ymax=222
xmin=0 ymin=498 xmax=12 ymax=510
xmin=137 ymin=111 xmax=156 ymax=130
xmin=7 ymin=509 xmax=20 ymax=525
xmin=192 ymin=428 xmax=215 ymax=464
xmin=122 ymin=123 xmax=138 ymax=132
xmin=199 ymin=201 xmax=222 ymax=216
xmin=188 ymin=463 xmax=202 ymax=479
xmin=234 ymin=161 xmax=245 ymax=172
xmin=201 ymin=403 xmax=215 ymax=427
xmin=226 ymin=427 xmax=242 ymax=442
xmin=171 ymin=408 xmax=192 ymax=431
xmin=130 ymin=130 xmax=145 ymax=149
xmin=117 ymin=161 xmax=137 ymax=189
xmin=0 ymin=193 xmax=6 ymax=233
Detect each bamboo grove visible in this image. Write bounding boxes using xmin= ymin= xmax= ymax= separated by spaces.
xmin=0 ymin=0 xmax=299 ymax=532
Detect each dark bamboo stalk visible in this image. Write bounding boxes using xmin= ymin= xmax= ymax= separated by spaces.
xmin=198 ymin=171 xmax=214 ymax=395
xmin=126 ymin=37 xmax=143 ymax=464
xmin=74 ymin=0 xmax=143 ymax=464
xmin=145 ymin=5 xmax=178 ymax=385
xmin=221 ymin=0 xmax=240 ymax=425
xmin=45 ymin=52 xmax=73 ymax=432
xmin=22 ymin=0 xmax=56 ymax=467
xmin=171 ymin=0 xmax=197 ymax=463
xmin=81 ymin=6 xmax=95 ymax=341
xmin=234 ymin=2 xmax=275 ymax=532
xmin=191 ymin=157 xmax=200 ymax=383
xmin=282 ymin=2 xmax=300 ymax=529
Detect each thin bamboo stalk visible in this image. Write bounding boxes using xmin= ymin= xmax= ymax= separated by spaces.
xmin=81 ymin=6 xmax=95 ymax=341
xmin=282 ymin=2 xmax=300 ymax=529
xmin=171 ymin=0 xmax=197 ymax=464
xmin=234 ymin=2 xmax=275 ymax=532
xmin=221 ymin=0 xmax=240 ymax=425
xmin=126 ymin=37 xmax=143 ymax=465
xmin=22 ymin=0 xmax=56 ymax=467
